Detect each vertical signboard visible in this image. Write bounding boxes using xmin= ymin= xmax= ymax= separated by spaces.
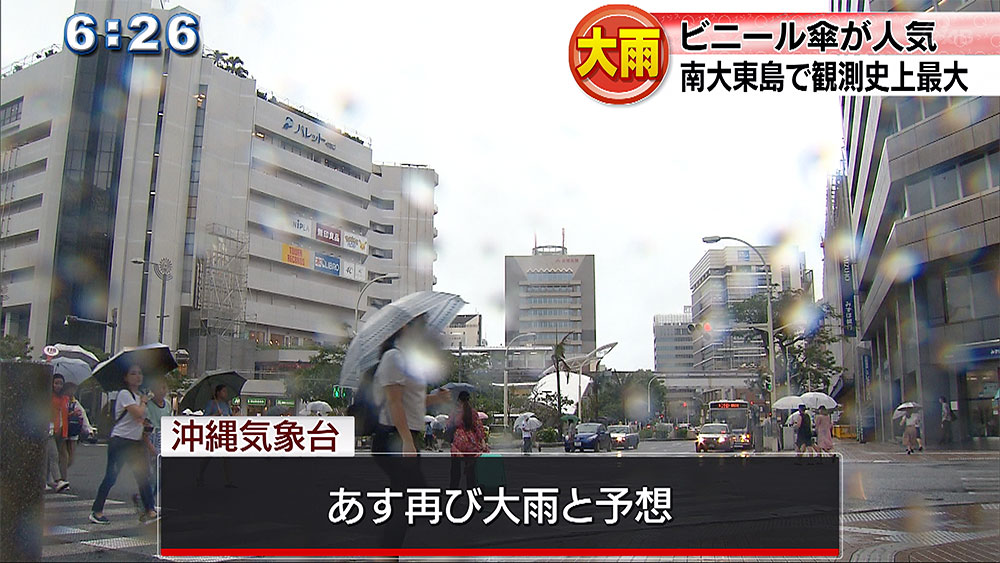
xmin=840 ymin=256 xmax=857 ymax=338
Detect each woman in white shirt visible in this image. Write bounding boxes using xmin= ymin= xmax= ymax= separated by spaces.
xmin=89 ymin=365 xmax=158 ymax=524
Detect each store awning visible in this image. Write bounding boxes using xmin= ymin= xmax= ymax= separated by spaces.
xmin=241 ymin=379 xmax=287 ymax=398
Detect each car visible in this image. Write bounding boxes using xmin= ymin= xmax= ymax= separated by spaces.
xmin=565 ymin=422 xmax=612 ymax=452
xmin=695 ymin=423 xmax=734 ymax=453
xmin=608 ymin=425 xmax=639 ymax=450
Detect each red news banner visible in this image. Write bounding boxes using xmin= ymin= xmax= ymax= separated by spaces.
xmin=569 ymin=6 xmax=1000 ymax=104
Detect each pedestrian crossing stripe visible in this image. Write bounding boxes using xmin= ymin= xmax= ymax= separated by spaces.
xmin=81 ymin=536 xmax=156 ymax=550
xmin=45 ymin=498 xmax=125 ymax=508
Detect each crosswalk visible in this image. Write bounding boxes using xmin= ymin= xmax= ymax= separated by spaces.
xmin=42 ymin=491 xmax=158 ymax=561
xmin=958 ymin=466 xmax=1000 ymax=497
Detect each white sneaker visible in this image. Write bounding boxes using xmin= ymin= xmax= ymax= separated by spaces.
xmin=55 ymin=480 xmax=70 ymax=492
xmin=44 ymin=484 xmax=53 ymax=492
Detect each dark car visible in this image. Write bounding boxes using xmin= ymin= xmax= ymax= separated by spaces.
xmin=695 ymin=423 xmax=734 ymax=453
xmin=565 ymin=422 xmax=612 ymax=452
xmin=608 ymin=425 xmax=640 ymax=450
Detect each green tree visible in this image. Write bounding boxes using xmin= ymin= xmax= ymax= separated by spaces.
xmin=289 ymin=344 xmax=348 ymax=408
xmin=0 ymin=334 xmax=32 ymax=360
xmin=529 ymin=390 xmax=574 ymax=429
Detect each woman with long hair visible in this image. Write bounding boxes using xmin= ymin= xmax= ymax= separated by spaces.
xmin=449 ymin=391 xmax=488 ymax=489
xmin=90 ymin=365 xmax=157 ymax=524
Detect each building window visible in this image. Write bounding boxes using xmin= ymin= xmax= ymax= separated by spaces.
xmin=931 ymin=165 xmax=960 ymax=207
xmin=369 ymin=221 xmax=394 ymax=235
xmin=989 ymin=151 xmax=1000 ymax=188
xmin=0 ymin=97 xmax=23 ymax=126
xmin=525 ymin=271 xmax=574 ymax=283
xmin=370 ymin=246 xmax=393 ymax=259
xmin=369 ymin=271 xmax=394 ymax=283
xmin=921 ymin=97 xmax=948 ymax=118
xmin=970 ymin=265 xmax=1000 ymax=319
xmin=944 ymin=272 xmax=973 ymax=323
xmin=896 ymin=97 xmax=923 ymax=130
xmin=371 ymin=195 xmax=394 ymax=210
xmin=959 ymin=156 xmax=989 ymax=196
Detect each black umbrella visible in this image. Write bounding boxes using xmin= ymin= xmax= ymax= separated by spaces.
xmin=443 ymin=382 xmax=475 ymax=399
xmin=178 ymin=370 xmax=247 ymax=413
xmin=91 ymin=344 xmax=178 ymax=392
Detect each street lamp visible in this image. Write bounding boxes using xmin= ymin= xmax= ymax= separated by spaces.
xmin=354 ymin=273 xmax=401 ymax=334
xmin=64 ymin=308 xmax=118 ymax=354
xmin=504 ymin=332 xmax=536 ymax=430
xmin=647 ymin=375 xmax=664 ymax=420
xmin=570 ymin=344 xmax=617 ymax=419
xmin=132 ymin=257 xmax=173 ymax=343
xmin=702 ymin=235 xmax=776 ymax=413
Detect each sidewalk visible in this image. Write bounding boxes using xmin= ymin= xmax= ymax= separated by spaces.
xmin=833 ymin=438 xmax=1000 ymax=462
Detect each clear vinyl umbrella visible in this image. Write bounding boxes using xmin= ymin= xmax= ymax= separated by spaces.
xmin=50 ymin=357 xmax=92 ymax=386
xmin=772 ymin=395 xmax=804 ymax=410
xmin=340 ymin=291 xmax=466 ymax=389
xmin=892 ymin=401 xmax=923 ymax=419
xmin=799 ymin=392 xmax=838 ymax=410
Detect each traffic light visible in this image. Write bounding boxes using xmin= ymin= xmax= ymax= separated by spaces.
xmin=682 ymin=401 xmax=688 ymax=408
xmin=332 ymin=386 xmax=344 ymax=399
xmin=686 ymin=322 xmax=712 ymax=334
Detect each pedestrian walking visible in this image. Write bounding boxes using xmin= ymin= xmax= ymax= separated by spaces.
xmin=90 ymin=365 xmax=158 ymax=525
xmin=814 ymin=406 xmax=834 ymax=456
xmin=939 ymin=396 xmax=955 ymax=445
xmin=792 ymin=404 xmax=813 ymax=457
xmin=45 ymin=373 xmax=71 ymax=493
xmin=197 ymin=384 xmax=235 ymax=488
xmin=913 ymin=408 xmax=925 ymax=452
xmin=901 ymin=409 xmax=920 ymax=454
xmin=368 ymin=317 xmax=450 ymax=547
xmin=61 ymin=382 xmax=92 ymax=480
xmin=425 ymin=419 xmax=437 ymax=452
xmin=142 ymin=379 xmax=171 ymax=504
xmin=449 ymin=391 xmax=488 ymax=489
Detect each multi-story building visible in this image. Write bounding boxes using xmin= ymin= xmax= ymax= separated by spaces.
xmin=447 ymin=314 xmax=482 ymax=349
xmin=0 ymin=0 xmax=436 ymax=378
xmin=653 ymin=308 xmax=694 ymax=372
xmin=688 ymin=246 xmax=814 ymax=372
xmin=504 ymin=242 xmax=596 ymax=356
xmin=833 ymin=1 xmax=999 ymax=444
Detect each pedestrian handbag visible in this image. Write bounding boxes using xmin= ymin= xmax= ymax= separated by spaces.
xmin=67 ymin=401 xmax=83 ymax=438
xmin=475 ymin=453 xmax=506 ymax=490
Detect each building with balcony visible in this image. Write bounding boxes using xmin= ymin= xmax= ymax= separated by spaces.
xmin=0 ymin=0 xmax=436 ymax=378
xmin=504 ymin=242 xmax=596 ymax=356
xmin=831 ymin=0 xmax=999 ymax=445
xmin=653 ymin=308 xmax=695 ymax=372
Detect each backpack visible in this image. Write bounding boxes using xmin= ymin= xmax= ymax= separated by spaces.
xmin=346 ymin=367 xmax=380 ymax=437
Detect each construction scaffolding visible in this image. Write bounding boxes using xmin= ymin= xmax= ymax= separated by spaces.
xmin=194 ymin=223 xmax=249 ymax=338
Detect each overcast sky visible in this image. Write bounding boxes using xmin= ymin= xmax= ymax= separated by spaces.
xmin=2 ymin=0 xmax=844 ymax=370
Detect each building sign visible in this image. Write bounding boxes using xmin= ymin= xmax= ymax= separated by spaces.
xmin=840 ymin=256 xmax=857 ymax=338
xmin=276 ymin=399 xmax=296 ymax=407
xmin=354 ymin=263 xmax=367 ymax=282
xmin=281 ymin=244 xmax=309 ymax=268
xmin=245 ymin=398 xmax=267 ymax=407
xmin=860 ymin=351 xmax=872 ymax=402
xmin=342 ymin=232 xmax=368 ymax=254
xmin=282 ymin=116 xmax=337 ymax=151
xmin=315 ymin=223 xmax=342 ymax=246
xmin=342 ymin=261 xmax=356 ymax=281
xmin=737 ymin=250 xmax=750 ymax=262
xmin=284 ymin=216 xmax=313 ymax=238
xmin=314 ymin=252 xmax=341 ymax=276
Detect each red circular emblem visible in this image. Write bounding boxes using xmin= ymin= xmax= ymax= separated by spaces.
xmin=569 ymin=4 xmax=668 ymax=104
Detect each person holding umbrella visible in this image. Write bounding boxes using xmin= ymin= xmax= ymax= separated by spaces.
xmin=90 ymin=365 xmax=158 ymax=524
xmin=899 ymin=405 xmax=922 ymax=454
xmin=45 ymin=373 xmax=71 ymax=493
xmin=791 ymin=404 xmax=813 ymax=457
xmin=197 ymin=384 xmax=236 ymax=488
xmin=61 ymin=382 xmax=92 ymax=483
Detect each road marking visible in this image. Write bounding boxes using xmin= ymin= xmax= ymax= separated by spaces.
xmin=981 ymin=503 xmax=999 ymax=510
xmin=81 ymin=536 xmax=156 ymax=550
xmin=45 ymin=499 xmax=125 ymax=509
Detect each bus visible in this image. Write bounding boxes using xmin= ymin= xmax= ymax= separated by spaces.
xmin=707 ymin=400 xmax=753 ymax=449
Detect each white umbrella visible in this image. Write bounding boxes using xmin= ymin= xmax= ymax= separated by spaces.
xmin=50 ymin=357 xmax=92 ymax=386
xmin=523 ymin=417 xmax=542 ymax=432
xmin=50 ymin=344 xmax=101 ymax=368
xmin=513 ymin=412 xmax=535 ymax=430
xmin=424 ymin=415 xmax=436 ymax=423
xmin=340 ymin=291 xmax=466 ymax=389
xmin=432 ymin=413 xmax=449 ymax=431
xmin=799 ymin=392 xmax=838 ymax=410
xmin=892 ymin=402 xmax=922 ymax=419
xmin=772 ymin=395 xmax=803 ymax=410
xmin=307 ymin=401 xmax=333 ymax=415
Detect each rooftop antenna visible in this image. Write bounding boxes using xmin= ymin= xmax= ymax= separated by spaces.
xmin=534 ymin=232 xmax=537 ymax=250
xmin=562 ymin=228 xmax=565 ymax=249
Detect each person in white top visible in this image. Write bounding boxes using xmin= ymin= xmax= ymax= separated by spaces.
xmin=90 ymin=365 xmax=158 ymax=525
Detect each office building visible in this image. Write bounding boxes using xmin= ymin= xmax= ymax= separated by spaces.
xmin=504 ymin=241 xmax=596 ymax=356
xmin=653 ymin=308 xmax=694 ymax=372
xmin=688 ymin=246 xmax=813 ymax=371
xmin=447 ymin=314 xmax=483 ymax=349
xmin=832 ymin=0 xmax=999 ymax=444
xmin=0 ymin=0 xmax=436 ymax=377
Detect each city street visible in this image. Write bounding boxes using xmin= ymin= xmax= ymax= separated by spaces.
xmin=42 ymin=438 xmax=999 ymax=561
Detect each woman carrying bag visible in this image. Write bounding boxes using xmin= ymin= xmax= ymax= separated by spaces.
xmin=449 ymin=391 xmax=488 ymax=489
